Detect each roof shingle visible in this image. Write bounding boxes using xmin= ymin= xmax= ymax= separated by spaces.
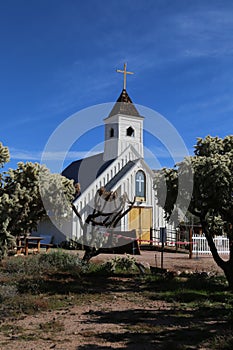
xmin=108 ymin=89 xmax=141 ymax=118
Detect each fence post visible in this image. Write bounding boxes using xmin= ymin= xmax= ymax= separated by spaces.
xmin=175 ymin=229 xmax=179 ymax=252
xmin=160 ymin=227 xmax=166 ymax=269
xmin=150 ymin=227 xmax=153 ymax=246
xmin=189 ymin=227 xmax=193 ymax=259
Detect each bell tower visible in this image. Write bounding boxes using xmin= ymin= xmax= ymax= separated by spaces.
xmin=103 ymin=88 xmax=144 ymax=161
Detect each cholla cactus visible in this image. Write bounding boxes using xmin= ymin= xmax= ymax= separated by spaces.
xmin=154 ymin=135 xmax=233 ymax=289
xmin=0 ymin=142 xmax=10 ymax=168
xmin=0 ymin=158 xmax=75 ymax=259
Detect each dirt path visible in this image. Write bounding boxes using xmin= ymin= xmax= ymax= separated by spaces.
xmin=1 ymin=294 xmax=175 ymax=350
xmin=0 ymin=251 xmax=226 ymax=349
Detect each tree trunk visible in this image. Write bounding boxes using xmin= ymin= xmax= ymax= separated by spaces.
xmin=221 ymin=260 xmax=233 ymax=289
xmin=82 ymin=246 xmax=98 ymax=262
xmin=201 ymin=218 xmax=233 ymax=289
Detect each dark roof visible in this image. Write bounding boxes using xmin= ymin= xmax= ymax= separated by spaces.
xmin=105 ymin=160 xmax=136 ymax=191
xmin=107 ymin=89 xmax=142 ymax=118
xmin=62 ymin=153 xmax=115 ymax=193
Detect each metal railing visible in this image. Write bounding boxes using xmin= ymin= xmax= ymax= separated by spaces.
xmin=192 ymin=235 xmax=229 ymax=255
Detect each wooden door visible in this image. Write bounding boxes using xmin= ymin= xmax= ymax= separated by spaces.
xmin=129 ymin=207 xmax=152 ymax=244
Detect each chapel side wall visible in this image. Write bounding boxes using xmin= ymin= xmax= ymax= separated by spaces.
xmin=71 ymin=149 xmax=136 ymax=241
xmin=36 ymin=217 xmax=72 ymax=245
xmin=70 ymin=150 xmax=176 ymax=245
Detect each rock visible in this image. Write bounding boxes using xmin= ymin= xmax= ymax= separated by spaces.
xmin=139 ymin=261 xmax=150 ymax=270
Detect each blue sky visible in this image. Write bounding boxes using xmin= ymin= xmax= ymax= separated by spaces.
xmin=1 ymin=0 xmax=233 ymax=172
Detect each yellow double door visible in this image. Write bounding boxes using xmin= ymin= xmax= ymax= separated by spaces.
xmin=128 ymin=207 xmax=152 ymax=244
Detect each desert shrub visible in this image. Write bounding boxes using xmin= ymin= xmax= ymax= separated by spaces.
xmin=3 ymin=250 xmax=87 ymax=276
xmin=3 ymin=255 xmax=40 ymax=275
xmin=16 ymin=277 xmax=47 ymax=294
xmin=38 ymin=250 xmax=86 ymax=273
xmin=210 ymin=333 xmax=233 ymax=350
xmin=87 ymin=261 xmax=113 ymax=275
xmin=101 ymin=254 xmax=137 ymax=274
xmin=0 ymin=284 xmax=18 ymax=301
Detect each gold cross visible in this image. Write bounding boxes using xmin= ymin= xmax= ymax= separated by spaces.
xmin=116 ymin=63 xmax=134 ymax=90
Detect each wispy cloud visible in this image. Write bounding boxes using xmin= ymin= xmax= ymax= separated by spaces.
xmin=2 ymin=117 xmax=40 ymax=132
xmin=147 ymin=144 xmax=193 ymax=158
xmin=177 ymin=93 xmax=233 ymax=116
xmin=9 ymin=148 xmax=41 ymax=161
xmin=9 ymin=148 xmax=100 ymax=161
xmin=41 ymin=150 xmax=100 ymax=161
xmin=125 ymin=6 xmax=233 ymax=69
xmin=28 ymin=6 xmax=233 ymax=121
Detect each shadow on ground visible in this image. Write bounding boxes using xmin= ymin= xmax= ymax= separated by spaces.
xmin=76 ymin=306 xmax=231 ymax=349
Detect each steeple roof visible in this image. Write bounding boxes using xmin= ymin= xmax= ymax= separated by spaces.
xmin=108 ymin=89 xmax=141 ymax=118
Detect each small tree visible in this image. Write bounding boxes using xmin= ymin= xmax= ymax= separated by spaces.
xmin=0 ymin=148 xmax=75 ymax=258
xmin=72 ymin=186 xmax=135 ymax=261
xmin=154 ymin=135 xmax=233 ymax=288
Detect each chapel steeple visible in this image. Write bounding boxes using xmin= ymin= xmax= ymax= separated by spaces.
xmin=108 ymin=88 xmax=141 ymax=118
xmin=103 ymin=63 xmax=144 ymax=162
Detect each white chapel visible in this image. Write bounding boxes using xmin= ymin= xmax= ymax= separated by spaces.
xmin=63 ymin=65 xmax=176 ymax=245
xmin=38 ymin=65 xmax=175 ymax=245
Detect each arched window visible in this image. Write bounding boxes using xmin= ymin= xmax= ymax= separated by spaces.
xmin=135 ymin=170 xmax=146 ymax=199
xmin=110 ymin=128 xmax=114 ymax=137
xmin=126 ymin=126 xmax=134 ymax=137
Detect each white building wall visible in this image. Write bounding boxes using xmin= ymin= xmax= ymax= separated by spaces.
xmin=36 ymin=216 xmax=72 ymax=245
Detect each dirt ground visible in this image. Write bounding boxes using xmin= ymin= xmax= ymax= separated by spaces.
xmin=0 ymin=251 xmax=226 ymax=350
xmin=91 ymin=250 xmax=224 ymax=275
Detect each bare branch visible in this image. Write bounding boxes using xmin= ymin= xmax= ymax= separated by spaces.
xmin=71 ymin=187 xmax=135 ymax=261
xmin=71 ymin=203 xmax=84 ymax=230
xmin=113 ymin=196 xmax=136 ymax=228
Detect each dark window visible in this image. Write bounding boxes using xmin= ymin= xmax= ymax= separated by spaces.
xmin=126 ymin=126 xmax=134 ymax=137
xmin=135 ymin=170 xmax=146 ymax=198
xmin=110 ymin=128 xmax=114 ymax=137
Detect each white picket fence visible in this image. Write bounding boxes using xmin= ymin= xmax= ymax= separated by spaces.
xmin=192 ymin=235 xmax=230 ymax=255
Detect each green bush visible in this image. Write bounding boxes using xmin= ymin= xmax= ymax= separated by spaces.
xmin=101 ymin=254 xmax=137 ymax=274
xmin=3 ymin=250 xmax=87 ymax=276
xmin=38 ymin=250 xmax=86 ymax=273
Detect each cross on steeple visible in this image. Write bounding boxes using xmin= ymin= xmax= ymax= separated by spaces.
xmin=116 ymin=63 xmax=134 ymax=90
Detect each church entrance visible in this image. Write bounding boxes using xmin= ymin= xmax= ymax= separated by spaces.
xmin=128 ymin=207 xmax=152 ymax=245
